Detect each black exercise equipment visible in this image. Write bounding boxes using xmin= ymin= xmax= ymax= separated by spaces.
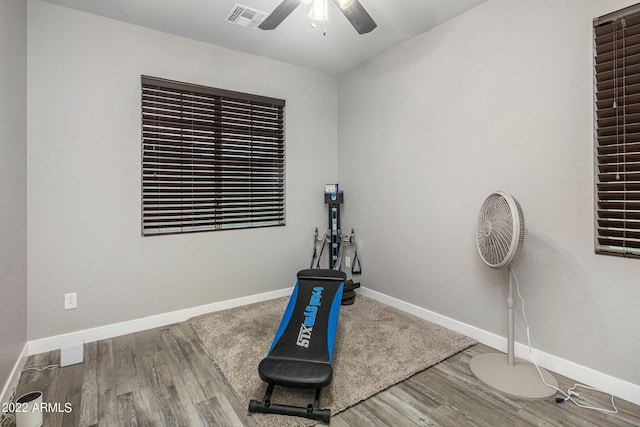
xmin=249 ymin=269 xmax=346 ymax=423
xmin=310 ymin=228 xmax=320 ymax=268
xmin=350 ymin=229 xmax=362 ymax=275
xmin=311 ymin=227 xmax=329 ymax=269
xmin=324 ymin=184 xmax=343 ymax=270
xmin=341 ymin=279 xmax=361 ymax=306
xmin=309 ymin=184 xmax=361 ymax=305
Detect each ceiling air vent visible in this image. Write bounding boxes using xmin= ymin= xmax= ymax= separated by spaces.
xmin=224 ymin=4 xmax=266 ymax=30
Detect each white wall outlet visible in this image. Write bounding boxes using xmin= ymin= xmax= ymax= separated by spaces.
xmin=64 ymin=292 xmax=77 ymax=310
xmin=345 ymin=256 xmax=351 ymax=268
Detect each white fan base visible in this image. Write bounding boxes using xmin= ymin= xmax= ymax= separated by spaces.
xmin=469 ymin=353 xmax=558 ymax=399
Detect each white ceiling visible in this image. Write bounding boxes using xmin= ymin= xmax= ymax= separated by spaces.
xmin=41 ymin=0 xmax=487 ymax=74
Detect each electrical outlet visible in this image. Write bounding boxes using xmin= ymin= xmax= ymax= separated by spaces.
xmin=64 ymin=292 xmax=77 ymax=310
xmin=345 ymin=256 xmax=351 ymax=268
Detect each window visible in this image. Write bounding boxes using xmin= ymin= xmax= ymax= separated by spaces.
xmin=594 ymin=5 xmax=640 ymax=258
xmin=141 ymin=76 xmax=285 ymax=236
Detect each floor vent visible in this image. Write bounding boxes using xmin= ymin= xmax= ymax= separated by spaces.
xmin=224 ymin=4 xmax=266 ymax=30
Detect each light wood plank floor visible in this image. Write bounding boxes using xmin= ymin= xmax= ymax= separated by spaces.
xmin=7 ymin=322 xmax=640 ymax=426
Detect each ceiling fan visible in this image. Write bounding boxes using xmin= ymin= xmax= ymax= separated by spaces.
xmin=259 ymin=0 xmax=377 ymax=35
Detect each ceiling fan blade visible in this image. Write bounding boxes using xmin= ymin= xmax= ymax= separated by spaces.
xmin=259 ymin=0 xmax=302 ymax=30
xmin=333 ymin=0 xmax=377 ymax=34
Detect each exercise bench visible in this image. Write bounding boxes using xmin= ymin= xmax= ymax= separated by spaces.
xmin=248 ymin=269 xmax=346 ymax=423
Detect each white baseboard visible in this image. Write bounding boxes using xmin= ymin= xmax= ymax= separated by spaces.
xmin=21 ymin=285 xmax=639 ymax=407
xmin=1 ymin=343 xmax=29 ymax=408
xmin=27 ymin=287 xmax=292 ymax=356
xmin=359 ymin=287 xmax=640 ymax=407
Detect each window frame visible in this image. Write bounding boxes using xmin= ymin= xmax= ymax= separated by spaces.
xmin=141 ymin=76 xmax=286 ymax=236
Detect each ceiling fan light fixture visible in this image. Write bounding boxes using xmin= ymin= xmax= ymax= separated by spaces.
xmin=259 ymin=0 xmax=376 ymax=35
xmin=309 ymin=0 xmax=328 ymax=21
xmin=337 ymin=0 xmax=354 ymax=9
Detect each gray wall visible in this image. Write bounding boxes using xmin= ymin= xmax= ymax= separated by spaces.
xmin=27 ymin=0 xmax=338 ymax=339
xmin=338 ymin=0 xmax=640 ymax=386
xmin=0 ymin=0 xmax=28 ymax=392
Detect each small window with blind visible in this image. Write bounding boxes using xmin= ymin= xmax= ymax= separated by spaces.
xmin=141 ymin=76 xmax=285 ymax=236
xmin=594 ymin=5 xmax=640 ymax=258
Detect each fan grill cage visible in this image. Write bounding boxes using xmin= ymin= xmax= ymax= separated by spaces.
xmin=476 ymin=192 xmax=525 ymax=269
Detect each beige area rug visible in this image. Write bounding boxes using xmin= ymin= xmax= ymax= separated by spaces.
xmin=189 ymin=295 xmax=476 ymax=426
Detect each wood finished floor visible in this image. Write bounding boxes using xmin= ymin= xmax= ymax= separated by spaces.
xmin=9 ymin=321 xmax=640 ymax=427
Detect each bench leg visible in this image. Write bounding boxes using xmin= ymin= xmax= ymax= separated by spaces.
xmin=248 ymin=384 xmax=331 ymax=423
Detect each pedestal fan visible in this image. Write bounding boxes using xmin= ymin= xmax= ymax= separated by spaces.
xmin=469 ymin=191 xmax=558 ymax=399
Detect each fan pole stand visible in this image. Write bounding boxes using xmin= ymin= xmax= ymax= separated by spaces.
xmin=469 ymin=268 xmax=558 ymax=399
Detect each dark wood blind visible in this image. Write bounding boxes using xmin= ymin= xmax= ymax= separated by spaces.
xmin=141 ymin=76 xmax=285 ymax=236
xmin=594 ymin=5 xmax=640 ymax=258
